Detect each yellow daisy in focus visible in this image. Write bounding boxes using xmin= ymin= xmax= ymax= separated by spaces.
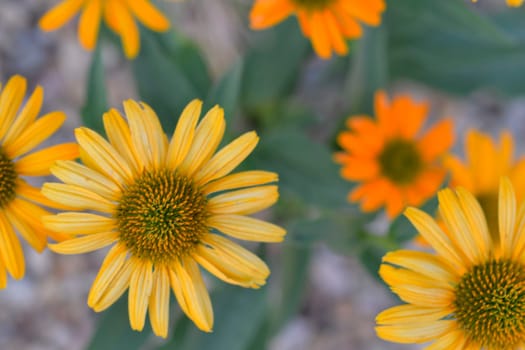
xmin=39 ymin=0 xmax=171 ymax=59
xmin=250 ymin=0 xmax=386 ymax=59
xmin=334 ymin=91 xmax=454 ymax=218
xmin=42 ymin=99 xmax=285 ymax=338
xmin=445 ymin=129 xmax=525 ymax=242
xmin=0 ymin=75 xmax=78 ymax=288
xmin=377 ymin=178 xmax=525 ymax=348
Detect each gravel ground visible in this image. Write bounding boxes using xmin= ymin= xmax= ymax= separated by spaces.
xmin=0 ymin=1 xmax=522 ymax=350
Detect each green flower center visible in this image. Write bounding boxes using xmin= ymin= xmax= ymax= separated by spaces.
xmin=378 ymin=139 xmax=423 ymax=185
xmin=0 ymin=148 xmax=17 ymax=208
xmin=477 ymin=192 xmax=499 ymax=245
xmin=291 ymin=0 xmax=336 ymax=10
xmin=116 ymin=169 xmax=208 ymax=264
xmin=454 ymin=259 xmax=525 ymax=349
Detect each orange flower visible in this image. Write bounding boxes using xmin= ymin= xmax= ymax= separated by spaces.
xmin=39 ymin=0 xmax=171 ymax=59
xmin=249 ymin=0 xmax=386 ymax=59
xmin=334 ymin=91 xmax=454 ymax=218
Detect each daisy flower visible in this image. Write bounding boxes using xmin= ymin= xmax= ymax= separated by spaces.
xmin=42 ymin=99 xmax=285 ymax=338
xmin=0 ymin=75 xmax=78 ymax=288
xmin=249 ymin=0 xmax=386 ymax=59
xmin=39 ymin=0 xmax=171 ymax=59
xmin=445 ymin=129 xmax=525 ymax=243
xmin=334 ymin=91 xmax=454 ymax=218
xmin=377 ymin=178 xmax=525 ymax=349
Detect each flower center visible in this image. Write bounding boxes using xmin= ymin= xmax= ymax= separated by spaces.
xmin=378 ymin=139 xmax=423 ymax=185
xmin=116 ymin=169 xmax=208 ymax=264
xmin=454 ymin=259 xmax=525 ymax=349
xmin=0 ymin=148 xmax=17 ymax=208
xmin=477 ymin=192 xmax=499 ymax=245
xmin=291 ymin=0 xmax=336 ymax=10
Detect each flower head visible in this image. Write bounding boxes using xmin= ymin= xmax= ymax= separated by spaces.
xmin=377 ymin=178 xmax=525 ymax=349
xmin=39 ymin=0 xmax=171 ymax=59
xmin=0 ymin=75 xmax=78 ymax=288
xmin=334 ymin=91 xmax=454 ymax=218
xmin=42 ymin=99 xmax=285 ymax=338
xmin=445 ymin=129 xmax=525 ymax=242
xmin=249 ymin=0 xmax=386 ymax=59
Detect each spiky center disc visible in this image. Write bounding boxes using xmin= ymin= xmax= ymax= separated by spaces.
xmin=378 ymin=139 xmax=423 ymax=185
xmin=116 ymin=169 xmax=208 ymax=264
xmin=0 ymin=149 xmax=17 ymax=208
xmin=454 ymin=259 xmax=525 ymax=349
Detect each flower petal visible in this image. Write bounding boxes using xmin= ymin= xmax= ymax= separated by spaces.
xmin=128 ymin=259 xmax=153 ymax=331
xmin=43 ymin=212 xmax=116 ymax=235
xmin=148 ymin=265 xmax=170 ymax=338
xmin=202 ymin=171 xmax=278 ymax=195
xmin=207 ymin=185 xmax=278 ymax=215
xmin=48 ymin=231 xmax=118 ymax=254
xmin=207 ymin=214 xmax=286 ymax=242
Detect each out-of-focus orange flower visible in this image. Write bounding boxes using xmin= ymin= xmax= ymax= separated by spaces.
xmin=334 ymin=91 xmax=454 ymax=218
xmin=249 ymin=0 xmax=386 ymax=59
xmin=39 ymin=0 xmax=171 ymax=59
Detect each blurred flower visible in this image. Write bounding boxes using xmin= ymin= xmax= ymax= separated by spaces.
xmin=249 ymin=0 xmax=386 ymax=59
xmin=43 ymin=99 xmax=285 ymax=338
xmin=39 ymin=0 xmax=171 ymax=59
xmin=334 ymin=91 xmax=454 ymax=218
xmin=0 ymin=75 xmax=78 ymax=288
xmin=377 ymin=178 xmax=525 ymax=349
xmin=444 ymin=130 xmax=525 ymax=243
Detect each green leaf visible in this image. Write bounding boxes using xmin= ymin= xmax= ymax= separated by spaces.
xmin=132 ymin=29 xmax=211 ymax=132
xmin=241 ymin=19 xmax=310 ymax=112
xmin=204 ymin=59 xmax=244 ymax=127
xmin=86 ymin=295 xmax=151 ymax=350
xmin=160 ymin=285 xmax=268 ymax=350
xmin=344 ymin=25 xmax=388 ymax=115
xmin=251 ymin=129 xmax=350 ymax=208
xmin=81 ymin=46 xmax=108 ymax=135
xmin=388 ymin=0 xmax=525 ymax=95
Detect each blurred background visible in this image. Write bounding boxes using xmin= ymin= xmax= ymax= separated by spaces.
xmin=1 ymin=0 xmax=525 ymax=349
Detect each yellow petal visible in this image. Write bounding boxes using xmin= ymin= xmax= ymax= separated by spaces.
xmin=167 ymin=99 xmax=202 ymax=170
xmin=128 ymin=259 xmax=153 ymax=331
xmin=202 ymin=170 xmax=278 ymax=195
xmin=194 ymin=131 xmax=259 ymax=186
xmin=0 ymin=259 xmax=7 ymax=289
xmin=404 ymin=207 xmax=466 ymax=272
xmin=124 ymin=100 xmax=166 ymax=169
xmin=171 ymin=257 xmax=213 ymax=332
xmin=207 ymin=214 xmax=285 ymax=242
xmin=194 ymin=234 xmax=269 ymax=288
xmin=178 ymin=105 xmax=225 ymax=177
xmin=111 ymin=0 xmax=140 ymax=59
xmin=148 ymin=265 xmax=170 ymax=338
xmin=15 ymin=143 xmax=79 ymax=176
xmin=424 ymin=329 xmax=468 ymax=350
xmin=4 ymin=201 xmax=47 ymax=252
xmin=438 ymin=189 xmax=480 ymax=267
xmin=207 ymin=185 xmax=279 ymax=215
xmin=5 ymin=111 xmax=66 ymax=158
xmin=376 ymin=304 xmax=453 ymax=325
xmin=39 ymin=0 xmax=84 ymax=31
xmin=103 ymin=108 xmax=141 ymax=175
xmin=2 ymin=85 xmax=43 ymax=148
xmin=75 ymin=127 xmax=133 ymax=184
xmin=92 ymin=258 xmax=132 ymax=312
xmin=42 ymin=212 xmax=116 ymax=235
xmin=48 ymin=231 xmax=118 ymax=254
xmin=125 ymin=0 xmax=170 ymax=31
xmin=77 ymin=0 xmax=102 ymax=50
xmin=42 ymin=183 xmax=116 ymax=213
xmin=375 ymin=320 xmax=457 ymax=344
xmin=88 ymin=244 xmax=128 ymax=308
xmin=51 ymin=160 xmax=121 ymax=201
xmin=0 ymin=212 xmax=24 ymax=279
xmin=499 ymin=177 xmax=517 ymax=258
xmin=0 ymin=75 xmax=27 ymax=141
xmin=16 ymin=179 xmax=74 ymax=211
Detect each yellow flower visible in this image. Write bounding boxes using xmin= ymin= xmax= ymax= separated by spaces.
xmin=39 ymin=0 xmax=171 ymax=59
xmin=334 ymin=91 xmax=454 ymax=218
xmin=377 ymin=178 xmax=525 ymax=349
xmin=0 ymin=75 xmax=79 ymax=288
xmin=444 ymin=129 xmax=525 ymax=243
xmin=42 ymin=99 xmax=285 ymax=338
xmin=249 ymin=0 xmax=386 ymax=59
